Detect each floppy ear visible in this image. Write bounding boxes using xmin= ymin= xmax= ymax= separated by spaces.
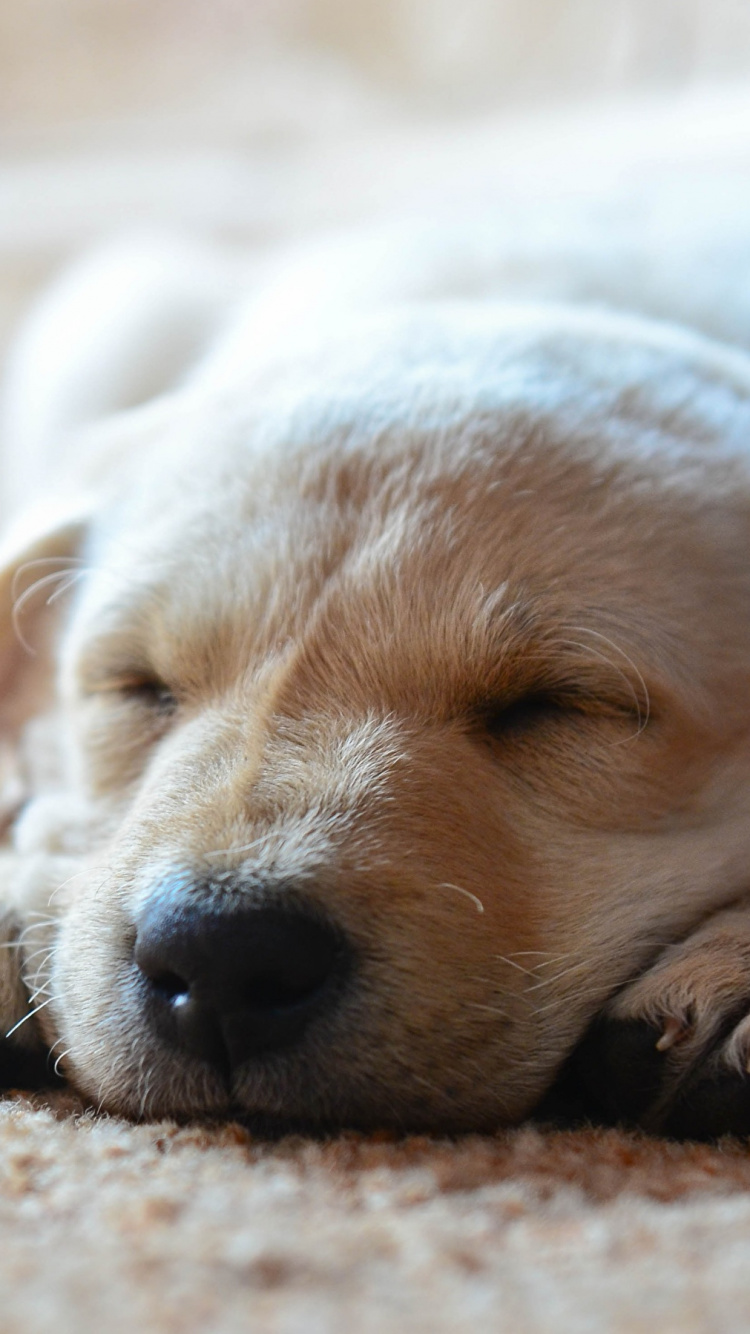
xmin=0 ymin=497 xmax=91 ymax=747
xmin=0 ymin=499 xmax=91 ymax=1077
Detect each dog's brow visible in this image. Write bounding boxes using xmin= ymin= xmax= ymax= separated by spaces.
xmin=454 ymin=613 xmax=653 ymax=719
xmin=71 ymin=623 xmax=153 ymax=688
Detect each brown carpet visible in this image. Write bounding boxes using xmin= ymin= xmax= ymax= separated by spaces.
xmin=0 ymin=1092 xmax=746 ymax=1333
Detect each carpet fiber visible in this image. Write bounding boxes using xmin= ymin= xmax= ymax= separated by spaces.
xmin=0 ymin=1091 xmax=747 ymax=1333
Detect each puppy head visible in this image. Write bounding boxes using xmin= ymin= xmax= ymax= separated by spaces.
xmin=8 ymin=304 xmax=750 ymax=1129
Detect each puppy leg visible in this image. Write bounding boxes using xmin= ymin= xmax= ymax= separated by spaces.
xmin=575 ymin=902 xmax=750 ymax=1139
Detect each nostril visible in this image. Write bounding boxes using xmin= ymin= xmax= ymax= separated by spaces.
xmin=149 ymin=970 xmax=190 ymax=1005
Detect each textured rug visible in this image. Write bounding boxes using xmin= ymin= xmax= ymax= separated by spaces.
xmin=0 ymin=1091 xmax=746 ymax=1334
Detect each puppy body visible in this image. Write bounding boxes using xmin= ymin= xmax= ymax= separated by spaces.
xmin=4 ymin=176 xmax=750 ymax=1129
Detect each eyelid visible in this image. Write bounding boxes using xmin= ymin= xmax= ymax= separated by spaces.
xmin=476 ymin=682 xmax=645 ymax=737
xmin=79 ymin=669 xmax=178 ymax=709
xmin=480 ymin=690 xmax=575 ymax=737
xmin=122 ymin=678 xmax=178 ymax=708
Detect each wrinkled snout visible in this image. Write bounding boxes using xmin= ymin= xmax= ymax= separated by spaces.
xmin=133 ymin=884 xmax=351 ymax=1079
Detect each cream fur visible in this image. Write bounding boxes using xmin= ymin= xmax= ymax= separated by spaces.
xmin=4 ymin=149 xmax=750 ymax=1131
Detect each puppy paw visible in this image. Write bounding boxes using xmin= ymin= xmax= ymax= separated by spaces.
xmin=574 ymin=906 xmax=750 ymax=1139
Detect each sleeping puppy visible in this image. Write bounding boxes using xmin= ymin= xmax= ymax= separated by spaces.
xmin=3 ymin=211 xmax=750 ymax=1138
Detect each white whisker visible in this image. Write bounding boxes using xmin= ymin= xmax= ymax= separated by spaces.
xmin=5 ymin=995 xmax=54 ymax=1039
xmin=48 ymin=867 xmax=113 ymax=905
xmin=46 ymin=571 xmax=86 ymax=606
xmin=22 ymin=946 xmax=56 ymax=971
xmin=53 ymin=1048 xmax=71 ymax=1079
xmin=494 ymin=953 xmax=537 ymax=977
xmin=437 ymin=882 xmax=485 ymax=914
xmin=506 ymin=951 xmax=567 ymax=960
xmin=526 ymin=959 xmax=590 ymax=991
xmin=566 ymin=624 xmax=651 ymax=740
xmin=14 ymin=556 xmax=86 ymax=578
xmin=203 ymin=835 xmax=268 ymax=862
xmin=11 ymin=569 xmax=85 ymax=654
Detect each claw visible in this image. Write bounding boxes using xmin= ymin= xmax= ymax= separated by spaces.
xmin=655 ymin=1016 xmax=689 ymax=1051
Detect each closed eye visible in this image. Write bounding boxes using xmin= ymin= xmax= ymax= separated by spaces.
xmin=83 ymin=673 xmax=179 ymax=718
xmin=477 ymin=687 xmax=643 ymax=741
xmin=119 ymin=677 xmax=178 ymax=716
xmin=481 ymin=692 xmax=580 ymax=739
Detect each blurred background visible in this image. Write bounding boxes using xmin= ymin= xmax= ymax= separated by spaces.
xmin=5 ymin=0 xmax=750 ymax=126
xmin=2 ymin=0 xmax=750 ymax=346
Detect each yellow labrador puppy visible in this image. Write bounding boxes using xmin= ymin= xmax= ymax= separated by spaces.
xmin=3 ymin=188 xmax=750 ymax=1138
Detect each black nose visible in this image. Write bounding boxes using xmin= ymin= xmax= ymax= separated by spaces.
xmin=133 ymin=890 xmax=349 ymax=1077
